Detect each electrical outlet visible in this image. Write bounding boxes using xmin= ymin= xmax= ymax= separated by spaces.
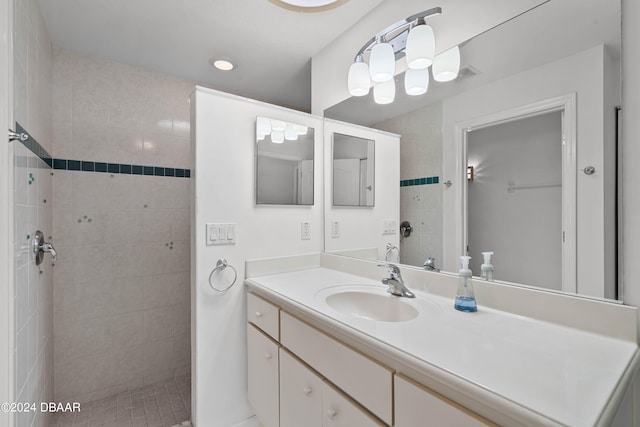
xmin=331 ymin=221 xmax=340 ymax=239
xmin=301 ymin=222 xmax=311 ymax=240
xmin=382 ymin=219 xmax=397 ymax=235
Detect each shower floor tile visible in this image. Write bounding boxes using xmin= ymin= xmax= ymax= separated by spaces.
xmin=50 ymin=374 xmax=191 ymax=427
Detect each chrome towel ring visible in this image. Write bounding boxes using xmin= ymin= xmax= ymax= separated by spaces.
xmin=208 ymin=258 xmax=238 ymax=292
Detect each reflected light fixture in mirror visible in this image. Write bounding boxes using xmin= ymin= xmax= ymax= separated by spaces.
xmin=433 ymin=46 xmax=461 ymax=82
xmin=346 ymin=7 xmax=461 ymax=104
xmin=256 ymin=116 xmax=308 ymax=145
xmin=374 ymin=78 xmax=396 ymax=104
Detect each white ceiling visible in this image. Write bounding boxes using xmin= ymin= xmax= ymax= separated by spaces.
xmin=37 ymin=0 xmax=386 ymax=112
xmin=38 ymin=0 xmax=620 ymax=117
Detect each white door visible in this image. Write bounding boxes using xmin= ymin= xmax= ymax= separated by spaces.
xmin=467 ymin=111 xmax=563 ymax=290
xmin=333 ymin=158 xmax=360 ymax=205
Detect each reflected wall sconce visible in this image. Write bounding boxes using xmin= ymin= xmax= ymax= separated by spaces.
xmin=467 ymin=165 xmax=474 ymax=182
xmin=257 ymin=117 xmax=308 ymax=144
xmin=347 ymin=7 xmax=461 ymax=104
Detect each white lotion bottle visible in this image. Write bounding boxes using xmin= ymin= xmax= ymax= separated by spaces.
xmin=481 ymin=251 xmax=494 ymax=282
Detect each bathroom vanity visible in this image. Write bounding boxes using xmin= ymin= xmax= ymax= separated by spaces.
xmin=244 ymin=254 xmax=640 ymax=427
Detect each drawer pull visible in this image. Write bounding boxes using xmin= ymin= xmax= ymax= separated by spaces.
xmin=264 ymin=353 xmax=272 ymax=360
xmin=303 ymin=386 xmax=312 ymax=396
xmin=255 ymin=311 xmax=263 ymax=318
xmin=327 ymin=409 xmax=337 ymax=420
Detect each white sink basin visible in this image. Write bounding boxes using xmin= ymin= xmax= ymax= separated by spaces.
xmin=325 ymin=289 xmax=419 ymax=322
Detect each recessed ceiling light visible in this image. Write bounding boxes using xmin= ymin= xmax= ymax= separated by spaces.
xmin=210 ymin=59 xmax=234 ymax=71
xmin=268 ymin=0 xmax=350 ymax=13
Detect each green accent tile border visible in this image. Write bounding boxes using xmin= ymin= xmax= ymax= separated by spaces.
xmin=16 ymin=122 xmax=52 ymax=168
xmin=51 ymin=157 xmax=191 ymax=178
xmin=400 ymin=176 xmax=439 ymax=187
xmin=15 ymin=122 xmax=190 ymax=179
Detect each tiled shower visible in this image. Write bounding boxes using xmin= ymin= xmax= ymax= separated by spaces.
xmin=374 ymin=101 xmax=444 ymax=268
xmin=12 ymin=0 xmax=194 ymax=425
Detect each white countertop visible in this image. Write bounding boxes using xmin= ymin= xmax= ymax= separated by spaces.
xmin=246 ymin=267 xmax=639 ymax=427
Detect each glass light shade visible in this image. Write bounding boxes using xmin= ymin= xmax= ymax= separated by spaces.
xmin=373 ymin=78 xmax=395 ymax=104
xmin=294 ymin=124 xmax=308 ymax=135
xmin=257 ymin=133 xmax=266 ymax=141
xmin=285 ymin=124 xmax=298 ymax=141
xmin=404 ymin=68 xmax=429 ymax=96
xmin=433 ymin=46 xmax=460 ymax=82
xmin=405 ymin=24 xmax=435 ymax=70
xmin=270 ymin=120 xmax=286 ymax=132
xmin=348 ymin=61 xmax=370 ymax=96
xmin=369 ymin=42 xmax=395 ymax=82
xmin=271 ymin=130 xmax=284 ymax=143
xmin=257 ymin=117 xmax=271 ymax=136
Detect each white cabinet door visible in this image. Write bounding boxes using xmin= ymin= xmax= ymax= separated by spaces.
xmin=247 ymin=324 xmax=279 ymax=427
xmin=394 ymin=375 xmax=492 ymax=427
xmin=280 ymin=349 xmax=323 ymax=427
xmin=321 ymin=381 xmax=385 ymax=427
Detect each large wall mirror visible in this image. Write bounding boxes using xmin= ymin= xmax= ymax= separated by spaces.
xmin=256 ymin=116 xmax=315 ymax=205
xmin=333 ymin=133 xmax=375 ymax=207
xmin=324 ymin=0 xmax=621 ymax=300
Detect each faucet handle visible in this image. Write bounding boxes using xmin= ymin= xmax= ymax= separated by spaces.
xmin=377 ymin=262 xmax=401 ymax=277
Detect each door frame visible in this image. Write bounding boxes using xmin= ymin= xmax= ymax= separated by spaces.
xmin=0 ymin=0 xmax=15 ymax=424
xmin=452 ymin=93 xmax=577 ymax=293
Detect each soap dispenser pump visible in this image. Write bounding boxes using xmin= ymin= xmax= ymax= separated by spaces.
xmin=481 ymin=251 xmax=494 ymax=282
xmin=454 ymin=256 xmax=477 ymax=312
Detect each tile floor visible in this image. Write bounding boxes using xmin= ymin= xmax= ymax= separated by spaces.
xmin=50 ymin=374 xmax=191 ymax=427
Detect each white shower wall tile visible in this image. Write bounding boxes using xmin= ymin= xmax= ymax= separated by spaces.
xmin=51 ymin=47 xmax=193 ymax=403
xmin=375 ymin=101 xmax=444 ymax=269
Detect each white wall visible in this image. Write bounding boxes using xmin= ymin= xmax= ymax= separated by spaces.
xmin=622 ymin=0 xmax=640 ymax=338
xmin=12 ymin=0 xmax=54 ymax=425
xmin=0 ymin=1 xmax=12 ymax=424
xmin=323 ymin=119 xmax=400 ymax=260
xmin=311 ymin=0 xmax=548 ymax=115
xmin=442 ymin=45 xmax=614 ymax=298
xmin=191 ymin=87 xmax=324 ymax=426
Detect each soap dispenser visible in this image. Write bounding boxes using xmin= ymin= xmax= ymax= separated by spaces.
xmin=454 ymin=256 xmax=477 ymax=312
xmin=480 ymin=251 xmax=494 ymax=282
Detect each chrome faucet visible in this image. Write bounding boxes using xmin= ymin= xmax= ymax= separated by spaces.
xmin=423 ymin=257 xmax=440 ymax=272
xmin=377 ymin=263 xmax=415 ymax=298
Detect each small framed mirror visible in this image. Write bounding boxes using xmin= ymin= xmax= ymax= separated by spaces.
xmin=256 ymin=116 xmax=314 ymax=205
xmin=332 ymin=133 xmax=375 ymax=207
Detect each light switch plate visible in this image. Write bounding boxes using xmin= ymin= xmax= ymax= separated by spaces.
xmin=206 ymin=223 xmax=237 ymax=245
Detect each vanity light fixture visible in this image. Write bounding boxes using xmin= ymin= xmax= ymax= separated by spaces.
xmin=256 ymin=117 xmax=308 ymax=143
xmin=347 ymin=7 xmax=461 ymax=104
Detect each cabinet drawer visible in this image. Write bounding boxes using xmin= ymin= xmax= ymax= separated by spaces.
xmin=280 ymin=312 xmax=392 ymax=425
xmin=280 ymin=349 xmax=323 ymax=427
xmin=322 ymin=380 xmax=386 ymax=427
xmin=247 ymin=292 xmax=279 ymax=340
xmin=394 ymin=375 xmax=494 ymax=427
xmin=247 ymin=324 xmax=279 ymax=427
